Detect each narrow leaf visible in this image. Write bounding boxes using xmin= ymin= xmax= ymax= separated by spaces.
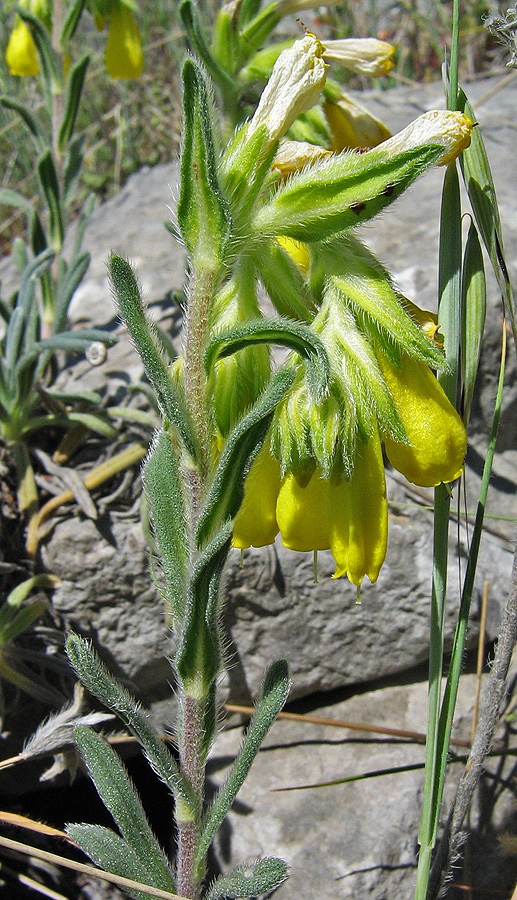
xmin=58 ymin=54 xmax=89 ymax=152
xmin=204 ymin=318 xmax=329 ymax=401
xmin=461 ymin=221 xmax=486 ymax=426
xmin=0 ymin=600 xmax=48 ymax=646
xmin=108 ymin=255 xmax=197 ymax=460
xmin=66 ymin=824 xmax=167 ymax=900
xmin=53 ymin=251 xmax=91 ymax=334
xmin=0 ymin=188 xmax=34 ymax=217
xmin=251 ymin=239 xmax=316 ymax=322
xmin=206 ymin=858 xmax=289 ymax=900
xmin=0 ymin=95 xmax=43 ymax=146
xmin=175 ymin=524 xmax=233 ymax=696
xmin=73 ymin=726 xmax=175 ymax=890
xmin=64 ymin=134 xmax=86 ymax=205
xmin=37 ymin=150 xmax=64 ymax=251
xmin=196 ymin=661 xmax=291 ymax=872
xmin=142 ymin=430 xmax=189 ymax=622
xmin=18 ymin=8 xmax=62 ymax=102
xmin=179 ymin=0 xmax=235 ymax=96
xmin=457 ymin=86 xmax=515 ymax=336
xmin=60 ymin=0 xmax=86 ymax=44
xmin=195 ymin=368 xmax=295 ymax=548
xmin=65 ymin=633 xmax=193 ymax=809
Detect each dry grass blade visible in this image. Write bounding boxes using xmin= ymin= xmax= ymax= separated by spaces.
xmin=0 ymin=835 xmax=187 ymax=900
xmin=224 ymin=703 xmax=471 ymax=748
xmin=26 ymin=442 xmax=147 ymax=556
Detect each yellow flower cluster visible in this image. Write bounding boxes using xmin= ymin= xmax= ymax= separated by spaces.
xmin=233 ymin=345 xmax=466 ymax=587
xmin=6 ymin=0 xmax=143 ymax=80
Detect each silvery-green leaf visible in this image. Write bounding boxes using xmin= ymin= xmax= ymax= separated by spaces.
xmin=142 ymin=430 xmax=189 ymax=622
xmin=205 ymin=858 xmax=289 ymax=900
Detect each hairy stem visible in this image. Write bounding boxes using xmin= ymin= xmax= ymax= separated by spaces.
xmin=177 ymin=693 xmax=206 ymax=899
xmin=184 ymin=269 xmax=217 ymax=480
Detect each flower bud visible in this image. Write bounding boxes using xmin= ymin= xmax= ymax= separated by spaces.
xmin=6 ymin=19 xmax=39 ymax=76
xmin=380 ymin=109 xmax=473 ymax=166
xmin=248 ymin=34 xmax=327 ymax=144
xmin=324 ymin=38 xmax=396 ymax=76
xmin=105 ymin=3 xmax=144 ymax=79
xmin=323 ymin=89 xmax=391 ymax=151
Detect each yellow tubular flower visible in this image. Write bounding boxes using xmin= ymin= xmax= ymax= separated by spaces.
xmin=276 ymin=471 xmax=331 ymax=552
xmin=323 ymin=93 xmax=391 ymax=151
xmin=276 ymin=236 xmax=310 ymax=275
xmin=233 ymin=446 xmax=282 ymax=549
xmin=105 ymin=5 xmax=144 ymax=79
xmin=6 ymin=18 xmax=39 ymax=76
xmin=378 ymin=351 xmax=467 ymax=487
xmin=330 ymin=431 xmax=387 ymax=585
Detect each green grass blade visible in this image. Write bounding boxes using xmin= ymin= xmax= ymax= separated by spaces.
xmin=435 ymin=322 xmax=506 ymax=831
xmin=461 ymin=221 xmax=486 ymax=426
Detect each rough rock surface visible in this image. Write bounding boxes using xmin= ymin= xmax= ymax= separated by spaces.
xmin=206 ymin=671 xmax=516 ymax=900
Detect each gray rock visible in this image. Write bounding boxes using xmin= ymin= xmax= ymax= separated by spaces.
xmin=207 ymin=670 xmax=516 ymax=899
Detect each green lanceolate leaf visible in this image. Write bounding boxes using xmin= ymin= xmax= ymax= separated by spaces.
xmin=65 ymin=633 xmax=194 ymax=810
xmin=438 ymin=161 xmax=462 ymax=403
xmin=60 ymin=0 xmax=86 ymax=45
xmin=195 ymin=660 xmax=291 ymax=875
xmin=53 ymin=251 xmax=90 ymax=333
xmin=37 ymin=150 xmax=64 ymax=252
xmin=108 ymin=255 xmax=197 ymax=461
xmin=179 ymin=0 xmax=235 ymax=97
xmin=205 ymin=858 xmax=289 ymax=900
xmin=195 ymin=367 xmax=295 ymax=548
xmin=211 ymin=4 xmax=241 ymax=76
xmin=238 ymin=0 xmax=263 ymax=27
xmin=73 ymin=726 xmax=176 ymax=890
xmin=58 ymin=54 xmax=90 ymax=152
xmin=252 ymin=144 xmax=442 ymax=242
xmin=66 ymin=824 xmax=167 ymax=900
xmin=0 ymin=96 xmax=43 ymax=147
xmin=0 ymin=599 xmax=48 ymax=647
xmin=142 ymin=430 xmax=189 ymax=622
xmin=178 ymin=58 xmax=230 ymax=271
xmin=204 ymin=318 xmax=329 ymax=401
xmin=239 ymin=3 xmax=283 ymax=66
xmin=175 ymin=523 xmax=233 ymax=697
xmin=0 ymin=188 xmax=34 ymax=218
xmin=251 ymin=239 xmax=316 ymax=322
xmin=64 ymin=134 xmax=86 ymax=205
xmin=461 ymin=220 xmax=486 ymax=426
